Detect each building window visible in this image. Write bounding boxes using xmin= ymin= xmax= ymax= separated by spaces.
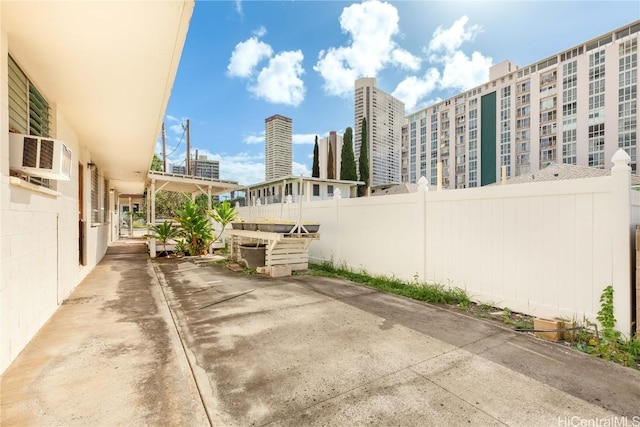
xmin=103 ymin=178 xmax=110 ymax=223
xmin=91 ymin=166 xmax=100 ymax=224
xmin=312 ymin=184 xmax=320 ymax=196
xmin=588 ymin=123 xmax=606 ymax=168
xmin=327 ymin=185 xmax=334 ymax=196
xmin=8 ymin=54 xmax=54 ymax=188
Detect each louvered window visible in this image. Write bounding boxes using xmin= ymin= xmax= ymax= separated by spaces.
xmin=29 ymin=85 xmax=50 ymax=137
xmin=8 ymin=54 xmax=52 ymax=187
xmin=103 ymin=178 xmax=110 ymax=223
xmin=91 ymin=166 xmax=99 ymax=224
xmin=8 ymin=56 xmax=28 ymax=134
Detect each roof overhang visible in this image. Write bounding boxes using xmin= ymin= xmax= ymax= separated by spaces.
xmin=148 ymin=171 xmax=243 ymax=196
xmin=1 ymin=1 xmax=194 ymax=194
xmin=245 ymin=175 xmax=364 ymax=190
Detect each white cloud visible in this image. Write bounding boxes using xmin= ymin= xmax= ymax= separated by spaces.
xmin=227 ymin=28 xmax=306 ymax=106
xmin=250 ymin=50 xmax=305 ymax=106
xmin=424 ymin=15 xmax=490 ymax=91
xmin=169 ymin=123 xmax=184 ymax=135
xmin=314 ymin=0 xmax=421 ymax=97
xmin=235 ymin=0 xmax=243 ymax=18
xmin=391 ymin=49 xmax=422 ymax=71
xmin=243 ymin=133 xmax=264 ymax=144
xmin=392 ymin=68 xmax=440 ymax=112
xmin=292 ymin=161 xmax=311 ymax=177
xmin=427 ymin=15 xmax=481 ymax=59
xmin=253 ymin=26 xmax=266 ymax=38
xmin=440 ymin=51 xmax=491 ymax=91
xmin=293 ymin=133 xmax=317 ymax=145
xmin=217 ymin=152 xmax=266 ymax=185
xmin=164 ymin=115 xmax=185 ymax=136
xmin=387 ymin=15 xmax=491 ymax=110
xmin=227 ymin=36 xmax=273 ymax=78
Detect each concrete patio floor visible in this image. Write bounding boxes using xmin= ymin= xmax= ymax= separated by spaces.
xmin=2 ymin=239 xmax=639 ymax=426
xmin=0 ymin=240 xmax=208 ymax=426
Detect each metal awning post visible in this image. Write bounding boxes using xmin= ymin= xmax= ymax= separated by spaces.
xmin=128 ymin=196 xmax=133 ymax=237
xmin=150 ymin=178 xmax=156 ymax=257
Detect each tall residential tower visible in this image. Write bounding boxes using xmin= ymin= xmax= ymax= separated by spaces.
xmin=265 ymin=114 xmax=292 ymax=181
xmin=319 ymin=131 xmax=343 ymax=180
xmin=402 ymin=20 xmax=639 ymax=189
xmin=354 ymin=78 xmax=405 ymax=186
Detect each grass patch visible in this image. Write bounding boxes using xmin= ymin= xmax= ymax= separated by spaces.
xmin=308 ymin=262 xmax=469 ymax=306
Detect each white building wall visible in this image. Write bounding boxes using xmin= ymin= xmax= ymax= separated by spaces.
xmin=0 ymin=26 xmax=112 ymax=373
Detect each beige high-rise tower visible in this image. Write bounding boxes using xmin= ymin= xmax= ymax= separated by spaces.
xmin=265 ymin=114 xmax=292 ymax=181
xmin=354 ymin=77 xmax=405 ymax=186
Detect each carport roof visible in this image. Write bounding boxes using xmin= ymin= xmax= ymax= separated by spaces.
xmin=147 ymin=170 xmax=242 ymax=196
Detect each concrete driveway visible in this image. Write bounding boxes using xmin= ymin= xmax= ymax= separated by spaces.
xmin=157 ymin=259 xmax=640 ymax=426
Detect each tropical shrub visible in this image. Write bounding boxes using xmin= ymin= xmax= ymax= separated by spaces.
xmin=175 ymin=200 xmax=213 ymax=255
xmin=147 ymin=220 xmax=179 ymax=257
xmin=210 ymin=200 xmax=237 ymax=243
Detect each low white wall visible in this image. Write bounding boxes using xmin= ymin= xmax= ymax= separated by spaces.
xmin=238 ymin=158 xmax=635 ymax=334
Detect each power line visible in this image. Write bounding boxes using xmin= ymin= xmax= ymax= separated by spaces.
xmin=166 ymin=124 xmax=187 ymax=158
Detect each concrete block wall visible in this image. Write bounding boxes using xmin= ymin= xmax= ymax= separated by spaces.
xmin=0 ymin=29 xmax=112 ymax=373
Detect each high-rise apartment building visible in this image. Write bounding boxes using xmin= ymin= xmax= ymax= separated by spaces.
xmin=171 ymin=155 xmax=220 ymax=179
xmin=191 ymin=155 xmax=219 ymax=179
xmin=172 ymin=164 xmax=186 ymax=175
xmin=354 ymin=77 xmax=405 ymax=186
xmin=402 ymin=20 xmax=639 ymax=189
xmin=265 ymin=114 xmax=292 ymax=181
xmin=319 ymin=131 xmax=343 ymax=180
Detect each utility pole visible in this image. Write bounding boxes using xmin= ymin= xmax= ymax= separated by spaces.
xmin=161 ymin=122 xmax=167 ymax=172
xmin=194 ymin=149 xmax=199 ymax=177
xmin=186 ymin=119 xmax=191 ymax=175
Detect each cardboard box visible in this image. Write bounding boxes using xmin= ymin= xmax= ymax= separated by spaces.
xmin=534 ymin=318 xmax=565 ymax=342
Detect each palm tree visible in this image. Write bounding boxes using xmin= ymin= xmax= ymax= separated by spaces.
xmin=147 ymin=220 xmax=179 ymax=257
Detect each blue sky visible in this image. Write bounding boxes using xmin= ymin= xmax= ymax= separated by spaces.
xmin=159 ymin=0 xmax=639 ymax=185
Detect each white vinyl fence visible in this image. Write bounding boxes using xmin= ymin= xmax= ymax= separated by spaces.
xmin=238 ymin=150 xmax=637 ymax=335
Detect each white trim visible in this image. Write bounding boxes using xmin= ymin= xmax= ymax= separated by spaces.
xmin=9 ymin=176 xmax=61 ymax=197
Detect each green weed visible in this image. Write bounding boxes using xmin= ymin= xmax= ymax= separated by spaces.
xmin=309 ymin=262 xmax=469 ymax=306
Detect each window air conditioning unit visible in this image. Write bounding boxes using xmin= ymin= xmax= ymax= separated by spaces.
xmin=9 ymin=133 xmax=72 ymax=181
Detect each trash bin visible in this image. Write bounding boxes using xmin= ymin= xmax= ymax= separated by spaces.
xmin=239 ymin=244 xmax=266 ymax=269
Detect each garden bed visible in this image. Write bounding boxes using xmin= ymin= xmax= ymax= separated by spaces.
xmin=231 ymin=221 xmax=320 ymax=234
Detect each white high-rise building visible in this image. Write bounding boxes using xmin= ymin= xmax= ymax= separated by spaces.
xmin=265 ymin=114 xmax=292 ymax=181
xmin=319 ymin=131 xmax=343 ymax=180
xmin=354 ymin=77 xmax=405 ymax=186
xmin=191 ymin=155 xmax=219 ymax=179
xmin=402 ymin=20 xmax=639 ymax=189
xmin=172 ymin=154 xmax=219 ymax=179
